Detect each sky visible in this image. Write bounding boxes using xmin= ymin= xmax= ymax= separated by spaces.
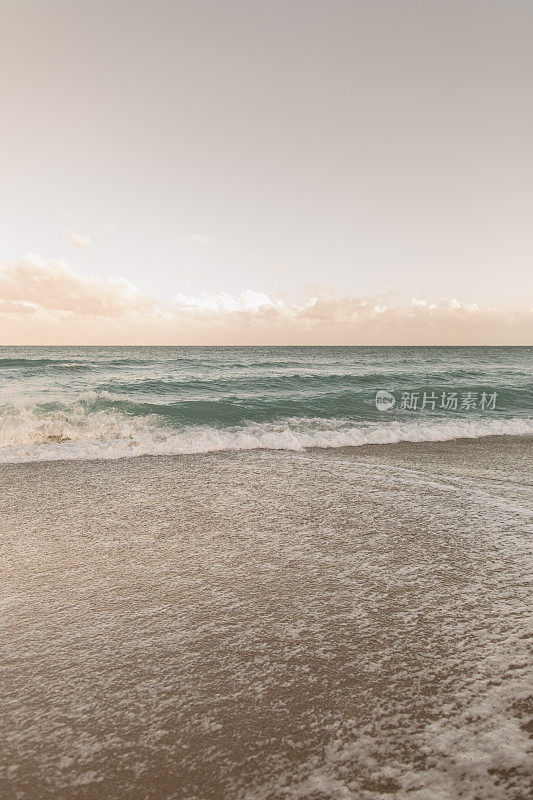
xmin=0 ymin=0 xmax=532 ymax=344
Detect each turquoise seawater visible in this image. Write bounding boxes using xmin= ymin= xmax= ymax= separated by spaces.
xmin=0 ymin=346 xmax=531 ymax=462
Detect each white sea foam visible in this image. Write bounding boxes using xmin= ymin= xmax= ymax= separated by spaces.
xmin=0 ymin=406 xmax=532 ymax=464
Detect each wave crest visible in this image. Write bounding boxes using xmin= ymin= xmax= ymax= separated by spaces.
xmin=0 ymin=405 xmax=531 ymax=464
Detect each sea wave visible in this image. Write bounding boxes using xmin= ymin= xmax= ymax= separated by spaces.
xmin=0 ymin=405 xmax=531 ymax=464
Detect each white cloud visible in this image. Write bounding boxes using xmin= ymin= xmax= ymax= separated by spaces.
xmin=0 ymin=254 xmax=156 ymax=318
xmin=66 ymin=232 xmax=93 ymax=250
xmin=0 ymin=256 xmax=531 ymax=345
xmin=173 ymin=289 xmax=275 ymax=314
xmin=176 ymin=234 xmax=211 ymax=245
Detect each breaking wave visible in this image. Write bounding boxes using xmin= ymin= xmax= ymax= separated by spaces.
xmin=1 ymin=403 xmax=532 ymax=464
xmin=1 ymin=346 xmax=531 ymax=463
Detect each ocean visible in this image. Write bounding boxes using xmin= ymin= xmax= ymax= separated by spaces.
xmin=0 ymin=345 xmax=532 ymax=462
xmin=1 ymin=346 xmax=532 ymax=799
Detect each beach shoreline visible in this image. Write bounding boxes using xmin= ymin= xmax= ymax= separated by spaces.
xmin=1 ymin=435 xmax=532 ymax=799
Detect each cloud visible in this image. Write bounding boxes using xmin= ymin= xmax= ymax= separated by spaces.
xmin=173 ymin=289 xmax=276 ymax=314
xmin=0 ymin=256 xmax=531 ymax=345
xmin=0 ymin=254 xmax=156 ymax=318
xmin=66 ymin=232 xmax=93 ymax=250
xmin=177 ymin=234 xmax=210 ymax=245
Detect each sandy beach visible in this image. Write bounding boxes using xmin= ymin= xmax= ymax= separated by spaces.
xmin=1 ymin=436 xmax=531 ymax=799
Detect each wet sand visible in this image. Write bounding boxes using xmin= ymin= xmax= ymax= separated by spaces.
xmin=1 ymin=437 xmax=532 ymax=799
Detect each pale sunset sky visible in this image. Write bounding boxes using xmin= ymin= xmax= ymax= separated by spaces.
xmin=0 ymin=0 xmax=532 ymax=344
